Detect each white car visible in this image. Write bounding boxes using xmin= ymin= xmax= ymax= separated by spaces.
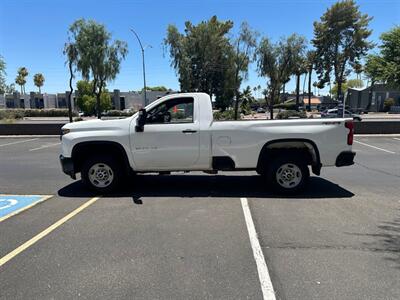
xmin=60 ymin=93 xmax=355 ymax=194
xmin=321 ymin=108 xmax=362 ymax=121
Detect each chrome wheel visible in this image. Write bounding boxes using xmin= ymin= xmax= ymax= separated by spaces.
xmin=276 ymin=163 xmax=302 ymax=189
xmin=88 ymin=163 xmax=114 ymax=188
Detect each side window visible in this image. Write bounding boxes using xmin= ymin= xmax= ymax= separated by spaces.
xmin=146 ymin=97 xmax=194 ymax=124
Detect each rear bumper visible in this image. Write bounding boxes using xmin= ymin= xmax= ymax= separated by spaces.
xmin=59 ymin=155 xmax=76 ymax=179
xmin=335 ymin=151 xmax=356 ymax=167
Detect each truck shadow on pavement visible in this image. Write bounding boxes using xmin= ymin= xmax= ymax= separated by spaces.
xmin=58 ymin=175 xmax=354 ymax=199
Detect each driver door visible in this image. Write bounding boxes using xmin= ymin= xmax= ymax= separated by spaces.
xmin=131 ymin=97 xmax=200 ymax=170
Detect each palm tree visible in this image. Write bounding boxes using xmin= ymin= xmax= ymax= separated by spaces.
xmin=294 ymin=62 xmax=307 ymax=111
xmin=306 ymin=50 xmax=316 ymax=111
xmin=63 ymin=42 xmax=79 ymax=122
xmin=15 ymin=67 xmax=28 ymax=94
xmin=15 ymin=74 xmax=25 ymax=94
xmin=33 ymin=73 xmax=45 ymax=93
xmin=281 ymin=76 xmax=290 ymax=103
xmin=289 ymin=35 xmax=307 ymax=111
xmin=239 ymin=86 xmax=255 ymax=114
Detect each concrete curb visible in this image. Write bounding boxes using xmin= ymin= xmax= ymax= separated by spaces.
xmin=0 ymin=123 xmax=64 ymax=135
xmin=354 ymin=121 xmax=400 ymax=134
xmin=0 ymin=135 xmax=60 ymax=138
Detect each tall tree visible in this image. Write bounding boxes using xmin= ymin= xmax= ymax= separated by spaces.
xmin=68 ymin=19 xmax=128 ymax=118
xmin=353 ymin=62 xmax=363 ymax=81
xmin=63 ymin=42 xmax=78 ymax=122
xmin=232 ymin=22 xmax=258 ymax=120
xmin=15 ymin=67 xmax=28 ymax=94
xmin=289 ymin=34 xmax=307 ymax=111
xmin=364 ymin=54 xmax=384 ymax=110
xmin=312 ymin=0 xmax=373 ymax=101
xmin=75 ymin=80 xmax=111 ymax=115
xmin=164 ymin=16 xmax=236 ymax=111
xmin=256 ymin=36 xmax=297 ymax=119
xmin=239 ymin=85 xmax=256 ymax=114
xmin=15 ymin=75 xmax=25 ymax=94
xmin=305 ymin=50 xmax=316 ymax=111
xmin=365 ymin=26 xmax=400 ymax=89
xmin=33 ymin=73 xmax=45 ymax=93
xmin=0 ymin=55 xmax=6 ymax=94
xmin=146 ymin=86 xmax=169 ymax=92
xmin=331 ymin=78 xmax=363 ymax=96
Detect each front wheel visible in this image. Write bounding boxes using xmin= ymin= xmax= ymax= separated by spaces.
xmin=81 ymin=155 xmax=122 ymax=194
xmin=266 ymin=157 xmax=309 ymax=194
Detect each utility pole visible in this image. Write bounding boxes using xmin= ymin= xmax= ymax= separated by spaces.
xmin=130 ymin=29 xmax=151 ymax=107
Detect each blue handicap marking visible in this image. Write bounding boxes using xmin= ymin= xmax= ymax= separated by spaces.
xmin=0 ymin=195 xmax=52 ymax=221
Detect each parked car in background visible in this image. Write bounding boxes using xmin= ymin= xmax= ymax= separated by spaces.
xmin=122 ymin=108 xmax=136 ymax=114
xmin=257 ymin=107 xmax=266 ymax=113
xmin=321 ymin=109 xmax=362 ymax=121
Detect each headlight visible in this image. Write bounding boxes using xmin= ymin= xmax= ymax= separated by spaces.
xmin=61 ymin=128 xmax=70 ymax=135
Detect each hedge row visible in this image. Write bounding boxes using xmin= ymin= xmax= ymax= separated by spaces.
xmin=0 ymin=109 xmax=78 ymax=120
xmin=273 ymin=103 xmax=297 ymax=110
xmin=103 ymin=110 xmax=136 ymax=117
xmin=213 ymin=110 xmax=237 ymax=120
xmin=276 ymin=110 xmax=307 ymax=119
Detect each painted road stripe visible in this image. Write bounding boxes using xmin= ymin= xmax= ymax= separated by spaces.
xmin=0 ymin=197 xmax=100 ymax=268
xmin=394 ymin=138 xmax=400 ymax=141
xmin=240 ymin=198 xmax=276 ymax=300
xmin=29 ymin=142 xmax=61 ymax=152
xmin=0 ymin=138 xmax=38 ymax=147
xmin=0 ymin=195 xmax=53 ymax=223
xmin=354 ymin=140 xmax=396 ymax=154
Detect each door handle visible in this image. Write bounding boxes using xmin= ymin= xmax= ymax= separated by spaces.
xmin=182 ymin=129 xmax=197 ymax=134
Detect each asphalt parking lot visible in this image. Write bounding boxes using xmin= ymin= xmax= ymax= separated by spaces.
xmin=0 ymin=136 xmax=399 ymax=299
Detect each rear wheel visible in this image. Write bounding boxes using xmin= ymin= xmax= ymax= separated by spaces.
xmin=266 ymin=156 xmax=309 ymax=194
xmin=81 ymin=155 xmax=122 ymax=193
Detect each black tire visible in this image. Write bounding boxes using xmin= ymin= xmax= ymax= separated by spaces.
xmin=266 ymin=156 xmax=309 ymax=194
xmin=81 ymin=155 xmax=123 ymax=194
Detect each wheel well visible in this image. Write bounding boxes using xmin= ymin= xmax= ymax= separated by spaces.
xmin=256 ymin=139 xmax=321 ymax=175
xmin=71 ymin=141 xmax=131 ymax=174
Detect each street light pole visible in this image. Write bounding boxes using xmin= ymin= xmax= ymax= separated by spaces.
xmin=130 ymin=29 xmax=148 ymax=107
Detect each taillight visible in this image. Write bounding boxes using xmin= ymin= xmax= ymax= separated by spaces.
xmin=345 ymin=121 xmax=354 ymax=145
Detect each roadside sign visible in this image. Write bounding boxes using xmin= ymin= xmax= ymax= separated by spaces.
xmin=0 ymin=195 xmax=52 ymax=222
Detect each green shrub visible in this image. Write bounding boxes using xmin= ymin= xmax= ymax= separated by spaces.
xmin=273 ymin=103 xmax=297 ymax=110
xmin=171 ymin=111 xmax=186 ymax=120
xmin=103 ymin=109 xmax=137 ymax=117
xmin=383 ymin=98 xmax=395 ymax=112
xmin=77 ymin=94 xmax=112 ymax=116
xmin=23 ymin=109 xmax=78 ymax=117
xmin=213 ymin=110 xmax=237 ymax=121
xmin=0 ymin=109 xmax=77 ymax=119
xmin=0 ymin=110 xmax=24 ymax=120
xmin=276 ymin=110 xmax=307 ymax=119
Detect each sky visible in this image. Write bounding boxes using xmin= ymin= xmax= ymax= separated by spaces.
xmin=1 ymin=0 xmax=399 ymax=96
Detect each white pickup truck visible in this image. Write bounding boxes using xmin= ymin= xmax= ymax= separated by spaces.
xmin=60 ymin=92 xmax=355 ymax=194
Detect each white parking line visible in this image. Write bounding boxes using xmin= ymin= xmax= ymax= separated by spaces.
xmin=240 ymin=198 xmax=276 ymax=300
xmin=393 ymin=138 xmax=400 ymax=141
xmin=29 ymin=142 xmax=61 ymax=152
xmin=0 ymin=138 xmax=38 ymax=147
xmin=354 ymin=140 xmax=396 ymax=154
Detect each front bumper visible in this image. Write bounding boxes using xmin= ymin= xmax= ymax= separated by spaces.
xmin=60 ymin=155 xmax=76 ymax=179
xmin=335 ymin=151 xmax=356 ymax=167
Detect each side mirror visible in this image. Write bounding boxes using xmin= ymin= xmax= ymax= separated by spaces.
xmin=135 ymin=108 xmax=147 ymax=132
